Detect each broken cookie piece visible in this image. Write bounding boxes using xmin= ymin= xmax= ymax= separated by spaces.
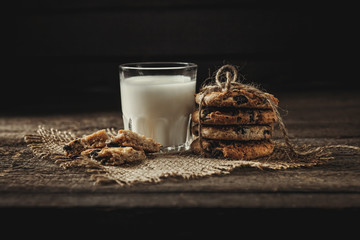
xmin=81 ymin=147 xmax=146 ymax=166
xmin=107 ymin=130 xmax=162 ymax=153
xmin=63 ymin=129 xmax=109 ymax=158
xmin=64 ymin=129 xmax=161 ymax=161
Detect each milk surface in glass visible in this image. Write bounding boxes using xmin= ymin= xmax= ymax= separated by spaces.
xmin=120 ymin=75 xmax=196 ymax=147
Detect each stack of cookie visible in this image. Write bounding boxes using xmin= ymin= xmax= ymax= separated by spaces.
xmin=190 ymin=86 xmax=279 ymax=160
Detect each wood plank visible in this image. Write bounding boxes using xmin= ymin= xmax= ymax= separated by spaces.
xmin=1 ymin=142 xmax=359 ymax=194
xmin=1 ymin=91 xmax=359 ymax=210
xmin=1 ymin=192 xmax=359 ymax=208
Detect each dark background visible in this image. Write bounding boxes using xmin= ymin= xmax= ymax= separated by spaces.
xmin=11 ymin=0 xmax=358 ymax=115
xmin=6 ymin=1 xmax=360 ymax=232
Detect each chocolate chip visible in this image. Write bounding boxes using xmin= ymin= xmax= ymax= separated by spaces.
xmin=263 ymin=130 xmax=271 ymax=136
xmin=90 ymin=149 xmax=101 ymax=157
xmin=202 ymin=108 xmax=211 ymax=117
xmin=193 ymin=128 xmax=199 ymax=136
xmin=236 ymin=126 xmax=247 ymax=135
xmin=236 ymin=116 xmax=242 ymax=122
xmin=92 ymin=154 xmax=107 ymax=164
xmin=201 ymin=108 xmax=212 ymax=121
xmin=249 ymin=111 xmax=254 ymax=122
xmin=233 ymin=95 xmax=248 ymax=105
xmin=100 ymin=159 xmax=109 ymax=165
xmin=107 ymin=141 xmax=119 ymax=147
xmin=63 ymin=145 xmax=72 ymax=151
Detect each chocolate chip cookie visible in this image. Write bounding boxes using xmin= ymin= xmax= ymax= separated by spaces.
xmin=195 ymin=88 xmax=279 ymax=109
xmin=192 ymin=108 xmax=277 ymax=125
xmin=81 ymin=147 xmax=146 ymax=166
xmin=107 ymin=130 xmax=162 ymax=153
xmin=191 ymin=138 xmax=275 ymax=160
xmin=63 ymin=129 xmax=161 ymax=158
xmin=63 ymin=129 xmax=109 ymax=158
xmin=192 ymin=124 xmax=272 ymax=141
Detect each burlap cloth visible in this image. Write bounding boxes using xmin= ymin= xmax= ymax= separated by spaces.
xmin=24 ymin=125 xmax=353 ymax=186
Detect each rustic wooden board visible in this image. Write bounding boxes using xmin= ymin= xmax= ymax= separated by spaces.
xmin=1 ymin=90 xmax=359 ymax=235
xmin=1 ymin=91 xmax=359 ymax=207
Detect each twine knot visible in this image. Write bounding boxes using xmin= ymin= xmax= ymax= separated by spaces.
xmin=214 ymin=64 xmax=238 ymax=92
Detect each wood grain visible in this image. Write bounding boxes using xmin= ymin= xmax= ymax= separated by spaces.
xmin=1 ymin=90 xmax=359 ymax=234
xmin=1 ymin=91 xmax=359 ymax=207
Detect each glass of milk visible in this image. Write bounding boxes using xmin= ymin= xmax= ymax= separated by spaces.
xmin=119 ymin=62 xmax=197 ymax=152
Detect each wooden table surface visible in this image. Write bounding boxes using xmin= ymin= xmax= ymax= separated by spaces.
xmin=1 ymin=90 xmax=359 ymax=235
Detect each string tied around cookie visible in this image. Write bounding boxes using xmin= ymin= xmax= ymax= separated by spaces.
xmin=197 ymin=64 xmax=360 ymax=160
xmin=197 ymin=65 xmax=245 ymax=156
xmin=215 ymin=64 xmax=238 ymax=91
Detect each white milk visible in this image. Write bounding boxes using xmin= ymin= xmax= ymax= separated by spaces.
xmin=120 ymin=75 xmax=196 ymax=147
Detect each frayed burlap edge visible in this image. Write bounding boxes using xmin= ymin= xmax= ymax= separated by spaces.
xmin=23 ymin=125 xmax=354 ymax=186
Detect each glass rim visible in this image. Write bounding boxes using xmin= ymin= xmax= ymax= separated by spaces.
xmin=119 ymin=62 xmax=197 ymax=70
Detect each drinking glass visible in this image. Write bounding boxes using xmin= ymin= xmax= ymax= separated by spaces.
xmin=119 ymin=62 xmax=197 ymax=151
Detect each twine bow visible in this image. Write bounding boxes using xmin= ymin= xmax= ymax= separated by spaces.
xmin=197 ymin=64 xmax=360 ymax=159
